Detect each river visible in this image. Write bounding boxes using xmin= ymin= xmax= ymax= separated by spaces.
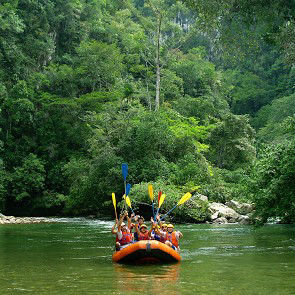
xmin=0 ymin=219 xmax=294 ymax=294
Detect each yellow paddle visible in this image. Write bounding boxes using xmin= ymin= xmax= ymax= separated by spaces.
xmin=160 ymin=192 xmax=194 ymax=221
xmin=155 ymin=193 xmax=166 ymax=217
xmin=177 ymin=192 xmax=192 ymax=205
xmin=148 ymin=184 xmax=156 ymax=220
xmin=148 ymin=184 xmax=154 ymax=201
xmin=125 ymin=196 xmax=135 ymax=215
xmin=112 ymin=193 xmax=118 ymax=220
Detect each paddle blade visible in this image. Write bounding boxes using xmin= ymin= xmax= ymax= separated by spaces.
xmin=148 ymin=184 xmax=154 ymax=201
xmin=112 ymin=193 xmax=116 ymax=208
xmin=158 ymin=191 xmax=162 ymax=204
xmin=126 ymin=183 xmax=131 ymax=196
xmin=177 ymin=192 xmax=192 ymax=205
xmin=159 ymin=194 xmax=166 ymax=208
xmin=122 ymin=163 xmax=128 ymax=181
xmin=126 ymin=196 xmax=132 ymax=209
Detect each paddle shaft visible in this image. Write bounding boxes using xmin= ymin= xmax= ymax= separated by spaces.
xmin=152 ymin=201 xmax=156 ymax=221
xmin=129 ymin=207 xmax=135 ymax=215
xmin=155 ymin=206 xmax=161 ymax=219
xmin=114 ymin=206 xmax=118 ymax=220
xmin=160 ymin=204 xmax=178 ymax=221
xmin=122 ymin=163 xmax=128 ymax=213
xmin=124 ymin=180 xmax=127 ymax=211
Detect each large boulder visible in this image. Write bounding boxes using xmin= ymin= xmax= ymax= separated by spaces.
xmin=237 ymin=215 xmax=251 ymax=225
xmin=209 ymin=202 xmax=240 ymax=222
xmin=211 ymin=211 xmax=219 ymax=220
xmin=239 ymin=203 xmax=255 ymax=215
xmin=225 ymin=200 xmax=240 ymax=211
xmin=197 ymin=194 xmax=208 ymax=202
xmin=213 ymin=217 xmax=228 ymax=224
xmin=225 ymin=200 xmax=254 ymax=215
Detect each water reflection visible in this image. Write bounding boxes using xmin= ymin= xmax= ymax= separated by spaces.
xmin=113 ymin=263 xmax=181 ymax=295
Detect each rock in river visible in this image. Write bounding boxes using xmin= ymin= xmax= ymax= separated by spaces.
xmin=209 ymin=202 xmax=240 ymax=222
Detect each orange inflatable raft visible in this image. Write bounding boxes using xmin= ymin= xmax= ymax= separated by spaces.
xmin=112 ymin=240 xmax=181 ymax=264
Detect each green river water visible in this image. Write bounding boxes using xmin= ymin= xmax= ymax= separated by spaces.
xmin=0 ymin=219 xmax=295 ymax=295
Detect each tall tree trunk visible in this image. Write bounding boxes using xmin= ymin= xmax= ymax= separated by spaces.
xmin=155 ymin=15 xmax=162 ymax=111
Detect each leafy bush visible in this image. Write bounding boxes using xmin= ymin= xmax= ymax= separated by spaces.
xmin=128 ymin=181 xmax=210 ymax=223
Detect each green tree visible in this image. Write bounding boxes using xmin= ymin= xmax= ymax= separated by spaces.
xmin=249 ymin=139 xmax=295 ymax=223
xmin=207 ymin=114 xmax=256 ymax=170
xmin=183 ymin=0 xmax=295 ymax=64
xmin=76 ymin=40 xmax=123 ymax=94
xmin=256 ymin=94 xmax=295 ymax=143
xmin=8 ymin=153 xmax=45 ymax=213
xmin=0 ymin=2 xmax=25 ymax=84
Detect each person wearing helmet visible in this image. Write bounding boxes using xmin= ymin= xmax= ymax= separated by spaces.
xmin=133 ymin=215 xmax=145 ymax=241
xmin=134 ymin=216 xmax=153 ymax=240
xmin=155 ymin=215 xmax=168 ymax=243
xmin=161 ymin=223 xmax=168 ymax=232
xmin=116 ymin=211 xmax=133 ymax=250
xmin=165 ymin=224 xmax=183 ymax=251
xmin=128 ymin=213 xmax=136 ymax=236
xmin=157 ymin=223 xmax=168 ymax=243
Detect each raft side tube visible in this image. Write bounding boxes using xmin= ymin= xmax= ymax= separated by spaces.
xmin=112 ymin=240 xmax=181 ymax=264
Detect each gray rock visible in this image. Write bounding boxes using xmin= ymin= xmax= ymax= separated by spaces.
xmin=0 ymin=216 xmax=56 ymax=225
xmin=228 ymin=218 xmax=238 ymax=223
xmin=213 ymin=217 xmax=228 ymax=224
xmin=225 ymin=199 xmax=254 ymax=215
xmin=209 ymin=202 xmax=240 ymax=221
xmin=211 ymin=211 xmax=219 ymax=220
xmin=225 ymin=200 xmax=240 ymax=210
xmin=197 ymin=194 xmax=208 ymax=202
xmin=239 ymin=203 xmax=254 ymax=215
xmin=238 ymin=215 xmax=251 ymax=225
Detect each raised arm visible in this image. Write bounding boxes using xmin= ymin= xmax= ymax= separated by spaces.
xmin=118 ymin=211 xmax=127 ymax=232
xmin=111 ymin=218 xmax=119 ymax=234
xmin=127 ymin=213 xmax=131 ymax=229
xmin=148 ymin=219 xmax=156 ymax=236
xmin=134 ymin=215 xmax=140 ymax=235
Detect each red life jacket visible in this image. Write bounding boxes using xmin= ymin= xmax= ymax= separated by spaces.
xmin=166 ymin=232 xmax=178 ymax=247
xmin=139 ymin=231 xmax=150 ymax=241
xmin=119 ymin=231 xmax=132 ymax=245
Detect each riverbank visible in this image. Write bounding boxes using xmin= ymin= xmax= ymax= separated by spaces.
xmin=0 ymin=214 xmax=55 ymax=225
xmin=0 ymin=197 xmax=256 ymax=225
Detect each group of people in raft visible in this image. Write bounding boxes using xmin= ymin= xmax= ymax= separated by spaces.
xmin=112 ymin=211 xmax=183 ymax=251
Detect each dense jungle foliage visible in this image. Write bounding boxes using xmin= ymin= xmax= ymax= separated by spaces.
xmin=0 ymin=0 xmax=294 ymax=223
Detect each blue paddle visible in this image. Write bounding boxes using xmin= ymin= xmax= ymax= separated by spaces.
xmin=122 ymin=163 xmax=128 ymax=183
xmin=126 ymin=183 xmax=131 ymax=196
xmin=122 ymin=163 xmax=128 ymax=210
